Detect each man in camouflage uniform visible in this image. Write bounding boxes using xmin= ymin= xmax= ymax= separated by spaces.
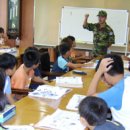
xmin=83 ymin=10 xmax=115 ymax=57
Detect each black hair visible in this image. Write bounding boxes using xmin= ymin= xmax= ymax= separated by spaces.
xmin=0 ymin=68 xmax=6 ymax=92
xmin=0 ymin=92 xmax=8 ymax=112
xmin=61 ymin=37 xmax=69 ymax=43
xmin=96 ymin=54 xmax=124 ymax=76
xmin=0 ymin=53 xmax=17 ymax=70
xmin=0 ymin=27 xmax=4 ymax=33
xmin=59 ymin=42 xmax=71 ymax=55
xmin=23 ymin=47 xmax=40 ymax=68
xmin=67 ymin=35 xmax=75 ymax=41
xmin=79 ymin=96 xmax=108 ymax=126
xmin=25 ymin=46 xmax=39 ymax=52
xmin=61 ymin=36 xmax=76 ymax=48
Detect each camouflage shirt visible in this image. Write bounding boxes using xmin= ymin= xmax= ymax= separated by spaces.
xmin=84 ymin=23 xmax=115 ymax=56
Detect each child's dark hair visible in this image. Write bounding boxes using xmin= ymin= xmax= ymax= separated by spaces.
xmin=0 ymin=27 xmax=4 ymax=33
xmin=61 ymin=36 xmax=75 ymax=48
xmin=0 ymin=68 xmax=6 ymax=92
xmin=67 ymin=35 xmax=75 ymax=41
xmin=96 ymin=54 xmax=124 ymax=76
xmin=59 ymin=42 xmax=71 ymax=55
xmin=79 ymin=96 xmax=108 ymax=126
xmin=25 ymin=46 xmax=39 ymax=52
xmin=0 ymin=92 xmax=8 ymax=112
xmin=23 ymin=47 xmax=40 ymax=68
xmin=0 ymin=53 xmax=17 ymax=70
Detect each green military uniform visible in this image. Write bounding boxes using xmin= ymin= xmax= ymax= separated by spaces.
xmin=84 ymin=11 xmax=115 ymax=56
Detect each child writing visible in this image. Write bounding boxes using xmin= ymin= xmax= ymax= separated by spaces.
xmin=52 ymin=41 xmax=92 ymax=74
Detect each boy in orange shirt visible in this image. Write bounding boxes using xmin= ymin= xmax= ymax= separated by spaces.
xmin=11 ymin=47 xmax=40 ymax=89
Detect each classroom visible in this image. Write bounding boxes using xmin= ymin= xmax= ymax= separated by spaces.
xmin=0 ymin=0 xmax=130 ymax=130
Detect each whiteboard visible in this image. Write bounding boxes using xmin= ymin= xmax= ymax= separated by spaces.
xmin=60 ymin=7 xmax=129 ymax=45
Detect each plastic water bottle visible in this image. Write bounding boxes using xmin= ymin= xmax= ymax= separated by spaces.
xmin=15 ymin=37 xmax=20 ymax=48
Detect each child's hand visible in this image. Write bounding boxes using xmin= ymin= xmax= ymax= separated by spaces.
xmin=98 ymin=58 xmax=114 ymax=74
xmin=42 ymin=79 xmax=49 ymax=84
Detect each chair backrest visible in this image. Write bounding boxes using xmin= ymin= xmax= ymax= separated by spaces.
xmin=39 ymin=51 xmax=50 ymax=72
xmin=54 ymin=45 xmax=60 ymax=60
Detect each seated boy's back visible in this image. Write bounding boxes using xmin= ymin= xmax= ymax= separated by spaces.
xmin=11 ymin=64 xmax=34 ymax=89
xmin=52 ymin=55 xmax=69 ymax=73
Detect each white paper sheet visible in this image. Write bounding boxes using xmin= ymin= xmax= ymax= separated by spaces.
xmin=4 ymin=125 xmax=34 ymax=130
xmin=123 ymin=60 xmax=129 ymax=69
xmin=56 ymin=77 xmax=83 ymax=88
xmin=82 ymin=60 xmax=99 ymax=69
xmin=28 ymin=85 xmax=71 ymax=100
xmin=66 ymin=94 xmax=86 ymax=111
xmin=0 ymin=47 xmax=17 ymax=54
xmin=35 ymin=109 xmax=85 ymax=130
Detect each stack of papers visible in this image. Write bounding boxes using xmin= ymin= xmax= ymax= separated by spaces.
xmin=83 ymin=60 xmax=99 ymax=69
xmin=66 ymin=94 xmax=86 ymax=111
xmin=28 ymin=85 xmax=71 ymax=100
xmin=56 ymin=77 xmax=83 ymax=88
xmin=123 ymin=60 xmax=129 ymax=69
xmin=4 ymin=125 xmax=34 ymax=130
xmin=124 ymin=70 xmax=130 ymax=77
xmin=0 ymin=47 xmax=17 ymax=54
xmin=35 ymin=109 xmax=85 ymax=130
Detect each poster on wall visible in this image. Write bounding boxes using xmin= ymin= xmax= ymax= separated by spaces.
xmin=7 ymin=0 xmax=21 ymax=39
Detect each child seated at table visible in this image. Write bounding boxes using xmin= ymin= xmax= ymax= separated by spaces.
xmin=0 ymin=53 xmax=17 ymax=104
xmin=56 ymin=36 xmax=87 ymax=62
xmin=79 ymin=96 xmax=125 ymax=130
xmin=0 ymin=68 xmax=9 ymax=106
xmin=55 ymin=36 xmax=75 ymax=60
xmin=11 ymin=47 xmax=47 ymax=90
xmin=87 ymin=54 xmax=130 ymax=130
xmin=52 ymin=41 xmax=91 ymax=74
xmin=26 ymin=47 xmax=48 ymax=89
xmin=0 ymin=91 xmax=8 ymax=112
xmin=0 ymin=27 xmax=7 ymax=45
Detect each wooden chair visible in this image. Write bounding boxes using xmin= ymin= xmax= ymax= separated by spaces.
xmin=38 ymin=50 xmax=65 ymax=80
xmin=12 ymin=88 xmax=33 ymax=95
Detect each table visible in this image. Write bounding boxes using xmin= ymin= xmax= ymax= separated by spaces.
xmin=5 ymin=67 xmax=107 ymax=129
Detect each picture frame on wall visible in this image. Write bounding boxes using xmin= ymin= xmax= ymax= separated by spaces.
xmin=7 ymin=0 xmax=21 ymax=39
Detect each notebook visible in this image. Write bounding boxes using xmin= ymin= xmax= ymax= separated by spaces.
xmin=28 ymin=85 xmax=72 ymax=100
xmin=55 ymin=77 xmax=83 ymax=88
xmin=35 ymin=109 xmax=85 ymax=130
xmin=66 ymin=94 xmax=86 ymax=111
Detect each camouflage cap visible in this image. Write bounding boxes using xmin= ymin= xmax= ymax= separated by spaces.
xmin=97 ymin=10 xmax=107 ymax=17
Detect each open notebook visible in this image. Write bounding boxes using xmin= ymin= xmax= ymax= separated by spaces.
xmin=28 ymin=85 xmax=72 ymax=100
xmin=35 ymin=109 xmax=85 ymax=130
xmin=56 ymin=77 xmax=83 ymax=88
